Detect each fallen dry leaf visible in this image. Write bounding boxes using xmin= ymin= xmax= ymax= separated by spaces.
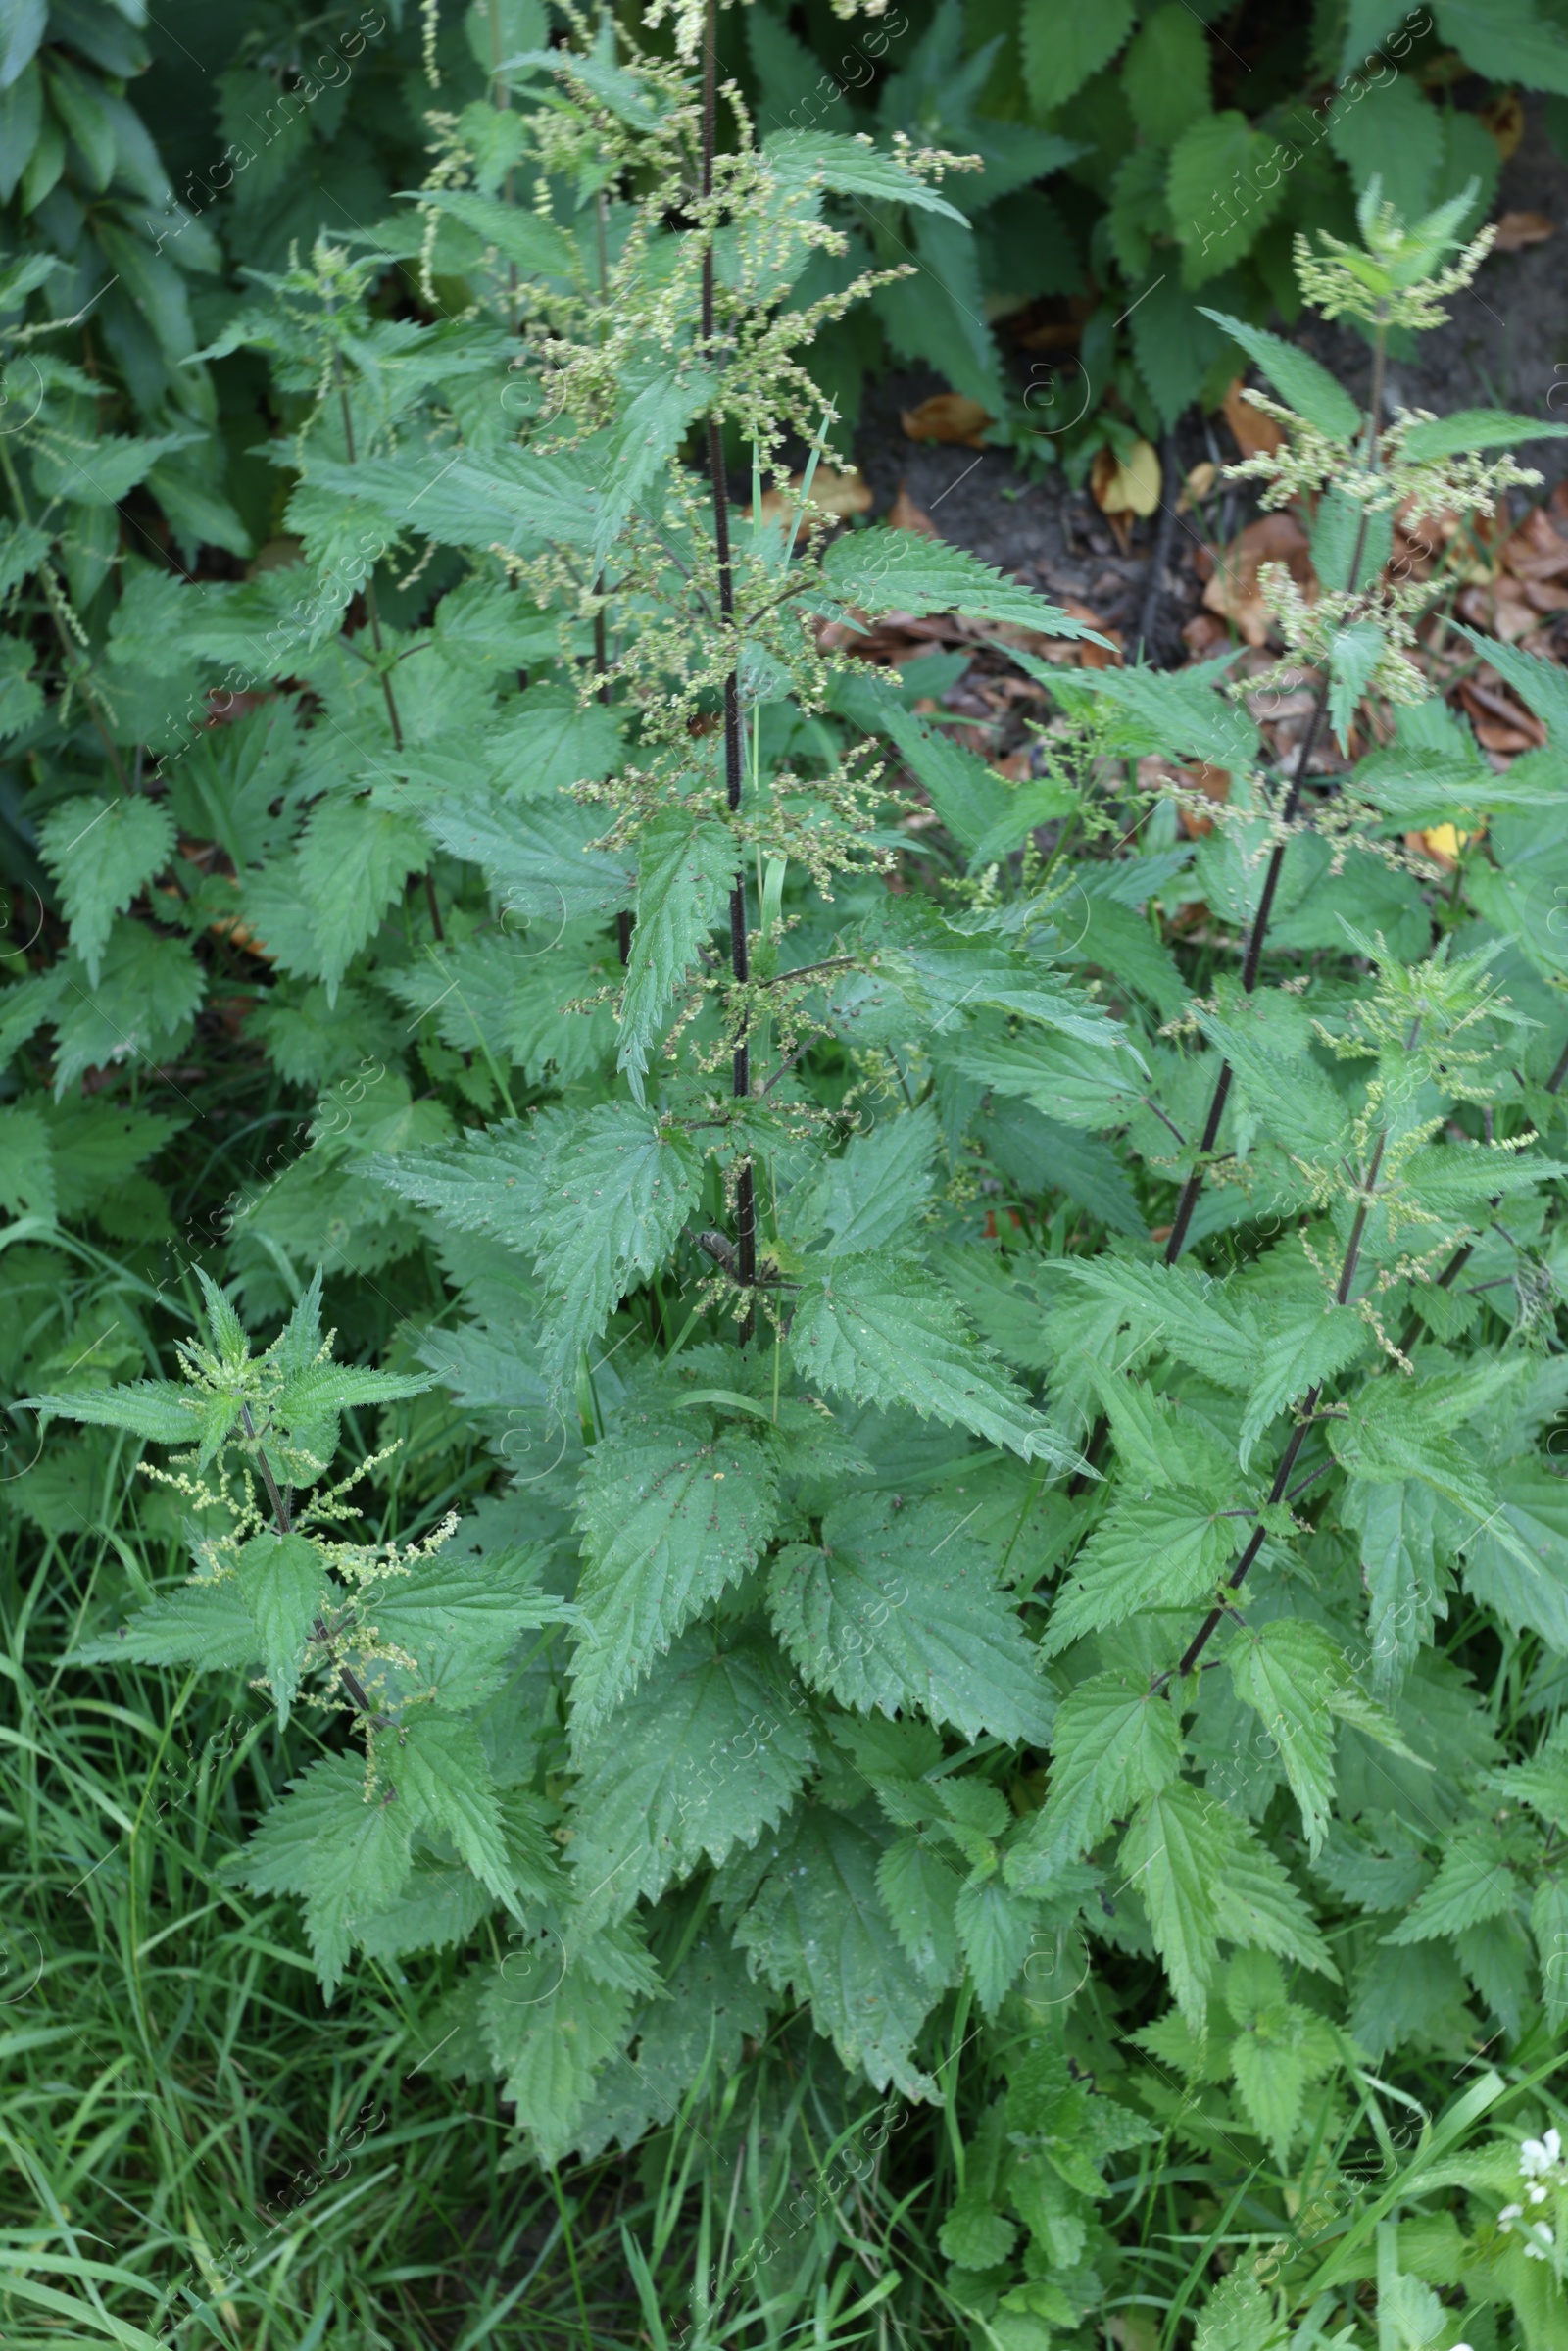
xmin=1179 ymin=460 xmax=1218 ymax=512
xmin=1016 ymin=318 xmax=1083 ymax=352
xmin=888 ymin=479 xmax=938 ymax=536
xmin=901 ymin=393 xmax=993 ymax=448
xmin=1457 ymin=576 xmax=1540 ymax=643
xmin=1458 ymin=670 xmax=1546 ymax=751
xmin=1182 ymin=611 xmax=1230 ymax=656
xmin=1199 ymin=513 xmax=1315 ymax=648
xmin=1481 ymin=91 xmax=1525 ymax=160
xmin=1492 ymin=208 xmax=1552 ymax=250
xmin=1222 ymin=379 xmax=1285 ymax=460
xmin=754 ymin=465 xmax=872 ymax=524
xmin=1091 ymin=439 xmax=1161 ymax=518
xmin=1405 ymin=821 xmax=1481 ymax=872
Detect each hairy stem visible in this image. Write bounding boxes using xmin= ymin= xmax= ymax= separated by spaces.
xmin=700 ymin=0 xmax=756 ymax=1329
xmin=1163 ymin=304 xmax=1389 ymax=1265
xmin=239 ymin=1403 xmax=384 ymax=1739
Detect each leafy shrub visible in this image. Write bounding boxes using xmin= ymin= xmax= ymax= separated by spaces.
xmin=10 ymin=5 xmax=1568 ymax=2347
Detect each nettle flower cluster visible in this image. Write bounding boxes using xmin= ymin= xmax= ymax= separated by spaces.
xmin=1226 ymin=176 xmax=1540 ymax=717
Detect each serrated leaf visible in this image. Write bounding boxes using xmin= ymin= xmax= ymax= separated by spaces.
xmin=955 ymin=1876 xmax=1038 ymax=2016
xmin=24 ymin=1378 xmax=199 ymax=1444
xmin=227 ymin=1753 xmax=412 ymax=1998
xmin=1060 ymin=1256 xmax=1258 ymax=1391
xmin=1196 ymin=309 xmax=1361 ymax=441
xmin=1169 ymin=115 xmax=1285 ymax=283
xmin=822 ymin=529 xmax=1112 ymax=643
xmin=939 ymin=2196 xmax=1018 ymax=2270
xmin=401 ymin=184 xmax=577 ymax=276
xmin=1018 ymin=0 xmax=1135 ymax=114
xmin=1212 ymin=1821 xmax=1338 ymax=1980
xmin=733 ymin=1805 xmax=939 ymax=2098
xmin=411 ymin=789 xmax=637 ymax=921
xmin=617 ymin=809 xmax=735 ymax=1102
xmin=350 ymin=1864 xmax=497 ymax=1961
xmin=1041 ymin=1490 xmax=1239 ymax=1655
xmin=768 ymin=1493 xmax=1055 ymax=1743
xmin=480 ymin=1945 xmax=632 ymax=2166
xmin=762 ymin=127 xmax=969 ymax=223
xmin=1007 ymin=1670 xmax=1182 ymax=1880
xmin=1458 ymin=1465 xmax=1568 ymax=1651
xmin=385 ymin=1710 xmax=516 ymax=1907
xmin=1239 ymin=1301 xmax=1368 ymax=1471
xmin=1327 ymin=620 xmax=1385 ymax=753
xmin=234 ymin=1530 xmax=327 ymax=1729
xmin=566 ymin=1627 xmax=811 ymax=1928
xmin=1120 ymin=1782 xmax=1228 ymax=2027
xmin=1228 ymin=1621 xmax=1344 ymax=1854
xmin=36 ymin=795 xmax=176 ymax=987
xmin=790 ymin=1101 xmax=940 ymax=1258
xmin=571 ymin=1417 xmax=779 ymax=1737
xmin=1400 ymin=407 xmax=1568 ymax=465
xmin=1197 ymin=1012 xmax=1353 ymax=1163
xmin=73 ymin=1578 xmax=260 ymax=1671
xmin=364 ymin=1546 xmax=564 ymax=1692
xmin=788 ymin=1251 xmax=1080 ymax=1467
xmin=1383 ymin=1827 xmax=1516 ymax=1944
xmin=876 ymin=1835 xmax=962 ymax=1984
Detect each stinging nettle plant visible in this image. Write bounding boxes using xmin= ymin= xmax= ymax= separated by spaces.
xmin=33 ymin=15 xmax=1568 ymax=2347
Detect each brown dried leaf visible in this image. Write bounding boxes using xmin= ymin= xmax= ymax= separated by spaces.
xmin=1492 ymin=209 xmax=1554 ymax=251
xmin=755 ymin=465 xmax=872 ymax=524
xmin=1200 ymin=513 xmax=1315 ymax=648
xmin=1091 ymin=439 xmax=1161 ymax=517
xmin=888 ymin=479 xmax=938 ymax=536
xmin=901 ymin=393 xmax=994 ymax=448
xmin=1481 ymin=92 xmax=1525 ymax=160
xmin=1222 ymin=379 xmax=1285 ymax=460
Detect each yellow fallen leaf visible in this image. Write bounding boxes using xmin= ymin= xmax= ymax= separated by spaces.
xmin=1091 ymin=438 xmax=1161 ymax=518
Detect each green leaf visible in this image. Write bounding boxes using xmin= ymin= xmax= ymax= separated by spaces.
xmin=734 ymin=1805 xmax=939 ymax=2098
xmin=940 ymin=2197 xmax=1018 ymax=2271
xmin=955 ymin=1876 xmax=1038 ymax=2016
xmin=50 ymin=920 xmax=203 ymax=1097
xmin=411 ymin=789 xmax=636 ymax=922
xmin=1060 ymin=1256 xmax=1258 ymax=1392
xmin=1399 ymin=407 xmax=1568 ymax=465
xmin=0 ymin=1104 xmax=53 ymax=1221
xmin=384 ymin=1711 xmax=517 ymax=1908
xmin=762 ymin=128 xmax=969 ymax=223
xmin=401 ymin=185 xmax=577 ymax=276
xmin=1212 ymin=1820 xmax=1337 ymax=1978
xmin=1340 ymin=1478 xmax=1441 ymax=1697
xmin=1460 ymin=630 xmax=1568 ymax=744
xmin=234 ymin=1531 xmax=327 ymax=1729
xmin=1120 ymin=1782 xmax=1227 ymax=2028
xmin=1229 ymin=1621 xmax=1344 ymax=1854
xmin=1018 ymin=0 xmax=1135 ymax=114
xmin=1050 ymin=655 xmax=1258 ymax=772
xmin=1338 ymin=1 xmax=1406 ymax=81
xmin=36 ymin=795 xmax=176 ymax=988
xmin=1433 ymin=0 xmax=1568 ymax=97
xmin=1041 ymin=1488 xmax=1239 ymax=1655
xmin=787 ymin=1251 xmax=1080 ymax=1467
xmin=876 ymin=1835 xmax=962 ymax=1984
xmin=1195 ymin=309 xmax=1361 ymax=441
xmin=1122 ymin=3 xmax=1210 ymax=147
xmin=1327 ymin=620 xmax=1385 ymax=753
xmin=952 ymin=1027 xmax=1146 ymax=1131
xmin=1007 ymin=1670 xmax=1182 ymax=1881
xmin=1383 ymin=1826 xmax=1516 ymax=1943
xmin=790 ymin=1102 xmax=940 ymax=1258
xmin=1197 ymin=1013 xmax=1353 ymax=1163
xmin=1532 ymin=1877 xmax=1568 ymax=2033
xmin=1238 ymin=1299 xmax=1368 ymax=1471
xmin=617 ymin=810 xmax=735 ymax=1102
xmin=1195 ymin=2271 xmax=1289 ymax=2351
xmin=363 ymin=1547 xmax=564 ymax=1693
xmin=484 ymin=683 xmax=626 ymax=800
xmin=24 ymin=1378 xmax=199 ymax=1444
xmin=822 ymin=530 xmax=1112 ymax=643
xmin=480 ymin=1944 xmax=632 ymax=2167
xmin=571 ymin=1416 xmax=780 ymax=1737
xmin=296 ymin=797 xmax=428 ymax=1003
xmin=566 ymin=1627 xmax=812 ymax=1927
xmin=227 ymin=1753 xmax=412 ymax=1999
xmin=769 ymin=1492 xmax=1056 ymax=1743
xmin=73 ymin=1578 xmax=260 ymax=1671
xmin=1455 ymin=1464 xmax=1568 ymax=1651
xmin=1169 ymin=114 xmax=1285 ymax=285
xmin=1327 ymin=73 xmax=1443 ymax=221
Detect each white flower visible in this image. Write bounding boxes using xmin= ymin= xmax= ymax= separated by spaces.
xmin=1530 ymin=2184 xmax=1550 ymax=2204
xmin=1520 ymin=2129 xmax=1563 ymax=2178
xmin=1499 ymin=2204 xmax=1523 ymax=2227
